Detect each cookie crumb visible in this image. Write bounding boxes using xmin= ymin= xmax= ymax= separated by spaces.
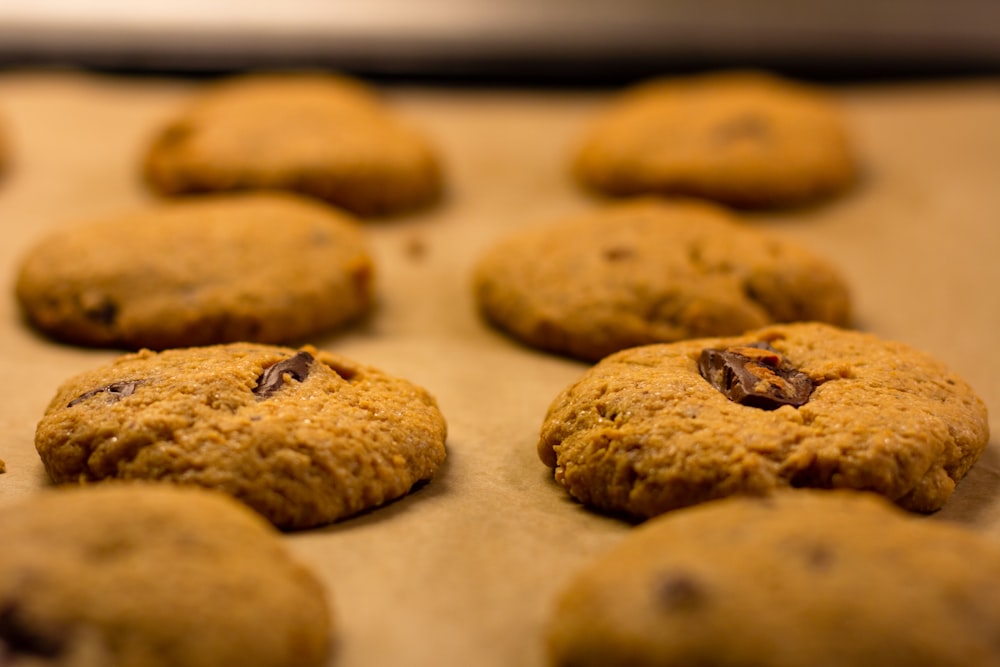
xmin=404 ymin=235 xmax=428 ymax=260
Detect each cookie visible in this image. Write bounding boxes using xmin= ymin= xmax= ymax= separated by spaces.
xmin=0 ymin=483 xmax=330 ymax=666
xmin=473 ymin=198 xmax=851 ymax=361
xmin=539 ymin=322 xmax=989 ymax=517
xmin=143 ymin=72 xmax=443 ymax=216
xmin=15 ymin=192 xmax=373 ymax=350
xmin=546 ymin=490 xmax=1000 ymax=667
xmin=34 ymin=343 xmax=448 ymax=529
xmin=572 ymin=71 xmax=857 ymax=208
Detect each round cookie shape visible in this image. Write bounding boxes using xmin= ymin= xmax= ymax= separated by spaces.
xmin=547 ymin=490 xmax=1000 ymax=667
xmin=15 ymin=192 xmax=374 ymax=350
xmin=0 ymin=483 xmax=331 ymax=667
xmin=34 ymin=343 xmax=448 ymax=529
xmin=538 ymin=322 xmax=989 ymax=516
xmin=572 ymin=70 xmax=857 ymax=208
xmin=143 ymin=72 xmax=443 ymax=216
xmin=473 ymin=198 xmax=850 ymax=361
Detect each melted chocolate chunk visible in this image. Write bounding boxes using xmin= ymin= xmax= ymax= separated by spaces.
xmin=83 ymin=299 xmax=118 ymax=326
xmin=0 ymin=603 xmax=64 ymax=658
xmin=67 ymin=380 xmax=143 ymax=408
xmin=253 ymin=351 xmax=314 ymax=399
xmin=698 ymin=342 xmax=813 ymax=409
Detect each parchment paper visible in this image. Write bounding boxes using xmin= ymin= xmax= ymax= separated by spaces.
xmin=0 ymin=70 xmax=997 ymax=667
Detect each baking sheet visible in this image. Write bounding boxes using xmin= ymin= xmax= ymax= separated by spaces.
xmin=0 ymin=70 xmax=998 ymax=666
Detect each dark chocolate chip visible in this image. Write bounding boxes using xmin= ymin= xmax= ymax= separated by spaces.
xmin=698 ymin=342 xmax=813 ymax=409
xmin=655 ymin=572 xmax=706 ymax=612
xmin=803 ymin=543 xmax=835 ymax=571
xmin=67 ymin=380 xmax=143 ymax=408
xmin=157 ymin=122 xmax=193 ymax=147
xmin=253 ymin=351 xmax=314 ymax=399
xmin=602 ymin=245 xmax=635 ymax=261
xmin=0 ymin=603 xmax=64 ymax=658
xmin=83 ymin=299 xmax=118 ymax=326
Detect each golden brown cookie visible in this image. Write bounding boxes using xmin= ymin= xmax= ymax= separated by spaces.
xmin=0 ymin=483 xmax=331 ymax=666
xmin=15 ymin=192 xmax=373 ymax=350
xmin=474 ymin=198 xmax=850 ymax=361
xmin=539 ymin=322 xmax=989 ymax=517
xmin=143 ymin=72 xmax=443 ymax=216
xmin=34 ymin=343 xmax=448 ymax=530
xmin=547 ymin=490 xmax=1000 ymax=667
xmin=573 ymin=71 xmax=857 ymax=208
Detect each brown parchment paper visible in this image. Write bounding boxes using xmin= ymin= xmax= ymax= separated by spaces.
xmin=0 ymin=70 xmax=997 ymax=667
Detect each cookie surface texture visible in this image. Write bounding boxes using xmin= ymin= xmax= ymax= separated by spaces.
xmin=34 ymin=343 xmax=448 ymax=529
xmin=573 ymin=71 xmax=857 ymax=208
xmin=0 ymin=483 xmax=330 ymax=666
xmin=547 ymin=490 xmax=1000 ymax=667
xmin=538 ymin=322 xmax=989 ymax=516
xmin=474 ymin=198 xmax=850 ymax=361
xmin=15 ymin=192 xmax=373 ymax=350
xmin=143 ymin=73 xmax=442 ymax=215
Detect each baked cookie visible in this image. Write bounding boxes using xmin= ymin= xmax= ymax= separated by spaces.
xmin=143 ymin=72 xmax=443 ymax=216
xmin=15 ymin=192 xmax=373 ymax=350
xmin=547 ymin=490 xmax=1000 ymax=667
xmin=0 ymin=483 xmax=330 ymax=666
xmin=474 ymin=198 xmax=850 ymax=361
xmin=573 ymin=70 xmax=857 ymax=208
xmin=34 ymin=343 xmax=448 ymax=529
xmin=539 ymin=322 xmax=989 ymax=516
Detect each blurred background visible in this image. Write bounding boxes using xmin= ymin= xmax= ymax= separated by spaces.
xmin=0 ymin=0 xmax=998 ymax=83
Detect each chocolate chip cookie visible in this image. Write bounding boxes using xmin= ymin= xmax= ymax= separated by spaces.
xmin=0 ymin=483 xmax=330 ymax=666
xmin=572 ymin=70 xmax=857 ymax=208
xmin=34 ymin=343 xmax=448 ymax=529
xmin=539 ymin=322 xmax=989 ymax=517
xmin=547 ymin=490 xmax=1000 ymax=667
xmin=473 ymin=198 xmax=851 ymax=361
xmin=15 ymin=192 xmax=373 ymax=350
xmin=143 ymin=72 xmax=443 ymax=216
